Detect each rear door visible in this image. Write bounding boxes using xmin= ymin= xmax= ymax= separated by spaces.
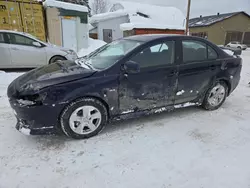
xmin=7 ymin=33 xmax=46 ymax=67
xmin=0 ymin=32 xmax=11 ymax=68
xmin=175 ymin=39 xmax=220 ymax=105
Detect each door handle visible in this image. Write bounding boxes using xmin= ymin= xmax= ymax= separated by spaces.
xmin=11 ymin=47 xmax=19 ymax=50
xmin=168 ymin=70 xmax=178 ymax=76
xmin=210 ymin=65 xmax=216 ymax=70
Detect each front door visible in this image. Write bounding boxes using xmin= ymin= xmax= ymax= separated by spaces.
xmin=175 ymin=39 xmax=220 ymax=105
xmin=0 ymin=32 xmax=11 ymax=68
xmin=119 ymin=41 xmax=178 ymax=113
xmin=8 ymin=33 xmax=46 ymax=67
xmin=103 ymin=29 xmax=112 ymax=43
xmin=62 ymin=18 xmax=77 ymax=50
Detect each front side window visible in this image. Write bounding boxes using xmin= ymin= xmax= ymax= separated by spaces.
xmin=9 ymin=34 xmax=36 ymax=46
xmin=130 ymin=41 xmax=175 ymax=68
xmin=77 ymin=39 xmax=142 ymax=70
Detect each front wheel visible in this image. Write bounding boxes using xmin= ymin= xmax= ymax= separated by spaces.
xmin=60 ymin=98 xmax=108 ymax=139
xmin=202 ymin=81 xmax=228 ymax=110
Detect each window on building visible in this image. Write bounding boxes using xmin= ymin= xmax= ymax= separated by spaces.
xmin=191 ymin=32 xmax=208 ymax=39
xmin=130 ymin=41 xmax=175 ymax=68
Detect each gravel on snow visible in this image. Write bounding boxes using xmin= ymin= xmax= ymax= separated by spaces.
xmin=0 ymin=52 xmax=250 ymax=188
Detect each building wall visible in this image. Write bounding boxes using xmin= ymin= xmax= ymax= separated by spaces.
xmin=97 ymin=15 xmax=129 ymax=41
xmin=76 ymin=17 xmax=88 ymax=49
xmin=45 ymin=7 xmax=88 ymax=51
xmin=45 ymin=7 xmax=62 ymax=46
xmin=190 ymin=13 xmax=250 ymax=45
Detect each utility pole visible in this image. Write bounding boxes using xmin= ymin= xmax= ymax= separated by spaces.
xmin=185 ymin=0 xmax=191 ymax=35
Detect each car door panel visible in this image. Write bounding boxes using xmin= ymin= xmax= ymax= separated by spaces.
xmin=8 ymin=33 xmax=46 ymax=68
xmin=119 ymin=41 xmax=177 ymax=113
xmin=0 ymin=33 xmax=11 ymax=68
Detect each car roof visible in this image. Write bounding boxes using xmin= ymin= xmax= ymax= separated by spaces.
xmin=124 ymin=34 xmax=206 ymax=42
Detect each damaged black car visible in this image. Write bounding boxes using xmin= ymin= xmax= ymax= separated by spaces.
xmin=7 ymin=35 xmax=242 ymax=139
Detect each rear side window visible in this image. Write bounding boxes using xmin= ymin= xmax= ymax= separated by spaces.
xmin=182 ymin=40 xmax=218 ymax=63
xmin=0 ymin=33 xmax=4 ymax=43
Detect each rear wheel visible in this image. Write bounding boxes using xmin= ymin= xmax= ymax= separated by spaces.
xmin=202 ymin=81 xmax=228 ymax=110
xmin=60 ymin=98 xmax=108 ymax=139
xmin=49 ymin=56 xmax=66 ymax=64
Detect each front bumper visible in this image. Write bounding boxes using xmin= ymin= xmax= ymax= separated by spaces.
xmin=9 ymin=99 xmax=65 ymax=136
xmin=15 ymin=118 xmax=57 ymax=135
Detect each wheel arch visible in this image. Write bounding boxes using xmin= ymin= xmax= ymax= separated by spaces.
xmin=49 ymin=55 xmax=67 ymax=64
xmin=217 ymin=78 xmax=231 ymax=95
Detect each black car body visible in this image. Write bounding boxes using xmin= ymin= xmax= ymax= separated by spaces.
xmin=7 ymin=35 xmax=242 ymax=139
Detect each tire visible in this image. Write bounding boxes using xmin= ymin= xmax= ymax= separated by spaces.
xmin=60 ymin=98 xmax=108 ymax=139
xmin=49 ymin=56 xmax=66 ymax=64
xmin=227 ymin=45 xmax=230 ymax=47
xmin=202 ymin=81 xmax=228 ymax=111
xmin=237 ymin=46 xmax=242 ymax=49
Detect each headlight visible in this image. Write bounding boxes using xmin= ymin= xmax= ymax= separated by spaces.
xmin=61 ymin=49 xmax=76 ymax=55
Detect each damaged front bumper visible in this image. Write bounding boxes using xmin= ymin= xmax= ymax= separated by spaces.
xmin=15 ymin=118 xmax=57 ymax=135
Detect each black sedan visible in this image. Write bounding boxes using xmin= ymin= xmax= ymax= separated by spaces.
xmin=7 ymin=35 xmax=242 ymax=139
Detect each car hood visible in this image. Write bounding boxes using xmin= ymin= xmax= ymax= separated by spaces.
xmin=14 ymin=61 xmax=96 ymax=93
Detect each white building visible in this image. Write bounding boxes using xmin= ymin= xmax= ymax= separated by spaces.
xmin=43 ymin=0 xmax=89 ymax=51
xmin=89 ymin=1 xmax=186 ymax=42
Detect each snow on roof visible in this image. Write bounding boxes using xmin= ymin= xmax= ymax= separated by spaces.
xmin=90 ymin=10 xmax=128 ymax=23
xmin=120 ymin=23 xmax=185 ymax=31
xmin=189 ymin=11 xmax=250 ymax=28
xmin=110 ymin=1 xmax=185 ymax=30
xmin=43 ymin=0 xmax=88 ymax=12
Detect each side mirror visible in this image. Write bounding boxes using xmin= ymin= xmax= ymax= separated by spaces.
xmin=123 ymin=60 xmax=140 ymax=74
xmin=32 ymin=41 xmax=42 ymax=48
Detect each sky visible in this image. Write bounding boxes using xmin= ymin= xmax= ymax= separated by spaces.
xmin=114 ymin=0 xmax=250 ymax=18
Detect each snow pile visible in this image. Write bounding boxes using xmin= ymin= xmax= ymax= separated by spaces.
xmin=90 ymin=10 xmax=128 ymax=23
xmin=43 ymin=0 xmax=88 ymax=12
xmin=110 ymin=1 xmax=185 ymax=31
xmin=78 ymin=38 xmax=106 ymax=57
xmin=223 ymin=49 xmax=234 ymax=56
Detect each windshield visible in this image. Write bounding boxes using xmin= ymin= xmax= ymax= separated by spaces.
xmin=76 ymin=39 xmax=143 ymax=70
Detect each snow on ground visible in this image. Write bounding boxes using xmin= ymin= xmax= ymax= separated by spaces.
xmin=0 ymin=51 xmax=250 ymax=188
xmin=78 ymin=38 xmax=106 ymax=57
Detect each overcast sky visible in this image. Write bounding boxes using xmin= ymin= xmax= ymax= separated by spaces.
xmin=117 ymin=0 xmax=250 ymax=18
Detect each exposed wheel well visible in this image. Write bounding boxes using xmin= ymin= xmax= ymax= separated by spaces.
xmin=218 ymin=79 xmax=231 ymax=95
xmin=66 ymin=96 xmax=110 ymax=118
xmin=49 ymin=55 xmax=67 ymax=64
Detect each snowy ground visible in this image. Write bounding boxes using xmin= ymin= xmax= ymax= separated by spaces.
xmin=0 ymin=51 xmax=250 ymax=188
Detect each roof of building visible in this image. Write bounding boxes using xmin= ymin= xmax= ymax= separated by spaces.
xmin=89 ymin=10 xmax=128 ymax=23
xmin=90 ymin=1 xmax=185 ymax=30
xmin=112 ymin=1 xmax=186 ymax=31
xmin=189 ymin=11 xmax=250 ymax=28
xmin=43 ymin=0 xmax=88 ymax=12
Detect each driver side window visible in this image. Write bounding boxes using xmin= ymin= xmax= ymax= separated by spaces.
xmin=130 ymin=41 xmax=175 ymax=68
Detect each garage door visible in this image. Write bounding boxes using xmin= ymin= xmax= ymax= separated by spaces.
xmin=62 ymin=18 xmax=77 ymax=50
xmin=243 ymin=32 xmax=250 ymax=46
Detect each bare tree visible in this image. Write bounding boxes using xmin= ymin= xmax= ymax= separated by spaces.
xmin=91 ymin=0 xmax=109 ymax=15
